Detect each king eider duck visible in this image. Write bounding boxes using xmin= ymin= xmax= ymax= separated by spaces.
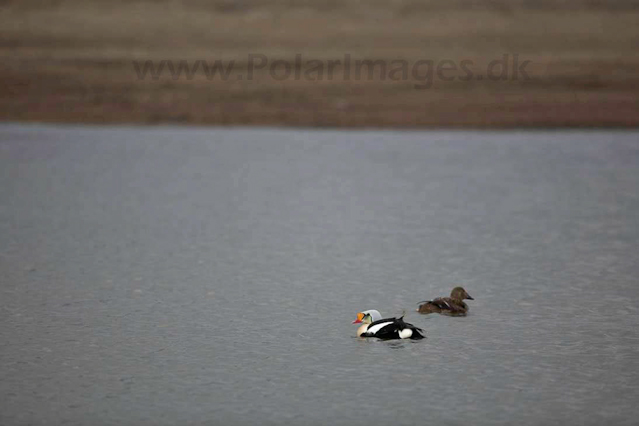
xmin=416 ymin=286 xmax=474 ymax=316
xmin=352 ymin=310 xmax=425 ymax=340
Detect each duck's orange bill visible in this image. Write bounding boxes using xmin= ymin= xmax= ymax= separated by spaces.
xmin=352 ymin=312 xmax=364 ymax=324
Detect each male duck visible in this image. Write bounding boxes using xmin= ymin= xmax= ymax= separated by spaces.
xmin=416 ymin=286 xmax=474 ymax=316
xmin=352 ymin=310 xmax=425 ymax=340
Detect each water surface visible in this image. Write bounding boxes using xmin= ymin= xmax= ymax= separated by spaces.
xmin=1 ymin=124 xmax=638 ymax=425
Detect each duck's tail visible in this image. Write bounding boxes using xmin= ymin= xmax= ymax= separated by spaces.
xmin=410 ymin=327 xmax=426 ymax=339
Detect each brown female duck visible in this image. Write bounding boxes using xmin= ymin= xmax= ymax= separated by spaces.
xmin=416 ymin=286 xmax=474 ymax=316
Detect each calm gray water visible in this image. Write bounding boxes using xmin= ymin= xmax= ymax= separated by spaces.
xmin=1 ymin=124 xmax=639 ymax=426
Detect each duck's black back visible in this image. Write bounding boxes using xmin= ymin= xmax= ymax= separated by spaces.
xmin=364 ymin=316 xmax=425 ymax=340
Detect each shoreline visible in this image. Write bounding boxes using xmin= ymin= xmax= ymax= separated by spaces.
xmin=2 ymin=0 xmax=638 ymax=128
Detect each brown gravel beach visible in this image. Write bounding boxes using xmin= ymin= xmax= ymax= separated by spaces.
xmin=1 ymin=0 xmax=638 ymax=127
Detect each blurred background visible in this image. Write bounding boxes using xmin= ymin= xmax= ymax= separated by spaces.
xmin=1 ymin=0 xmax=638 ymax=128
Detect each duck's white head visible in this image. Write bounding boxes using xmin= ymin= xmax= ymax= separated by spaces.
xmin=352 ymin=309 xmax=382 ymax=324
